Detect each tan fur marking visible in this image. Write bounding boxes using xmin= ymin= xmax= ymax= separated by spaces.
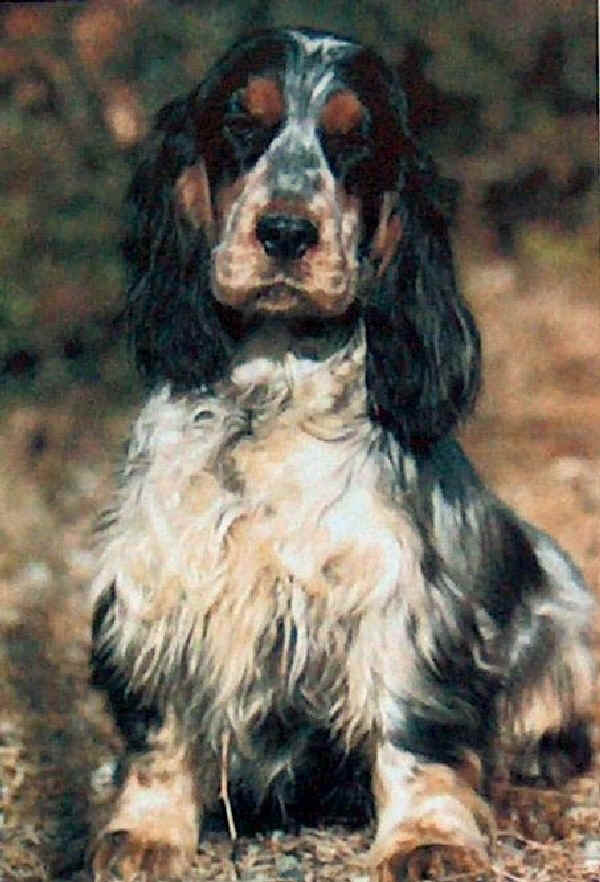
xmin=215 ymin=175 xmax=246 ymax=236
xmin=91 ymin=712 xmax=202 ymax=880
xmin=212 ymin=153 xmax=361 ymax=316
xmin=370 ymin=742 xmax=494 ymax=880
xmin=243 ymin=76 xmax=284 ymax=127
xmin=320 ymin=89 xmax=365 ymax=135
xmin=374 ymin=841 xmax=488 ymax=882
xmin=500 ymin=640 xmax=595 ymax=744
xmin=174 ymin=163 xmax=213 ymax=234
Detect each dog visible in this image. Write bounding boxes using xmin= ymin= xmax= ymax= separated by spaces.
xmin=90 ymin=27 xmax=596 ymax=880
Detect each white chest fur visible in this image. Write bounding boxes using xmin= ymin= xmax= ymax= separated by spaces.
xmin=94 ymin=326 xmax=426 ymax=749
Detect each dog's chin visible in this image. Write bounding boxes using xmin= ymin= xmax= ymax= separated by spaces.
xmin=252 ymin=283 xmax=308 ymax=315
xmin=221 ymin=281 xmax=354 ymax=321
xmin=230 ymin=280 xmax=355 ymax=321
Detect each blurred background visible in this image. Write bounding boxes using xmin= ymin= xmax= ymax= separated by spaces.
xmin=1 ymin=0 xmax=597 ymax=402
xmin=0 ymin=2 xmax=598 ymax=880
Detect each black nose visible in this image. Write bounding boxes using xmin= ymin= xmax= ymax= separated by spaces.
xmin=256 ymin=214 xmax=319 ymax=260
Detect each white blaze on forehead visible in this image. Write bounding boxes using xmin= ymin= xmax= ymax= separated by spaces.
xmin=269 ymin=117 xmax=322 ymax=152
xmin=288 ymin=29 xmax=355 ymax=58
xmin=260 ymin=116 xmax=329 ymax=203
xmin=306 ymin=69 xmax=337 ymax=108
xmin=284 ymin=32 xmax=356 ymax=119
xmin=284 ymin=66 xmax=338 ymax=119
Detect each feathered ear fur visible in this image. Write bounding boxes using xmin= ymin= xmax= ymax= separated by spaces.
xmin=122 ymin=96 xmax=232 ymax=391
xmin=364 ymin=156 xmax=481 ymax=453
xmin=122 ymin=31 xmax=290 ymax=392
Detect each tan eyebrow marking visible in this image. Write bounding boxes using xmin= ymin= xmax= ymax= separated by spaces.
xmin=242 ymin=76 xmax=284 ymax=127
xmin=320 ymin=89 xmax=365 ymax=135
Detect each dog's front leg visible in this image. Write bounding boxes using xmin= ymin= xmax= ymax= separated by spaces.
xmin=369 ymin=740 xmax=495 ymax=881
xmin=91 ymin=709 xmax=204 ymax=881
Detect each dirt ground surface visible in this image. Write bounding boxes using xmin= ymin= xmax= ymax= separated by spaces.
xmin=1 ymin=243 xmax=599 ymax=881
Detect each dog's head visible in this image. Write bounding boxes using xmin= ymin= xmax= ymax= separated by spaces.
xmin=125 ymin=28 xmax=480 ymax=451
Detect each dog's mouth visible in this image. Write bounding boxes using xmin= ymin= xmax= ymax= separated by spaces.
xmin=253 ymin=282 xmax=305 ymax=313
xmin=214 ymin=266 xmax=359 ymax=319
xmin=236 ymin=281 xmax=336 ymax=318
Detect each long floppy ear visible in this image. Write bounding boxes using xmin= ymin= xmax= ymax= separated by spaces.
xmin=364 ymin=155 xmax=481 ymax=453
xmin=123 ymin=95 xmax=232 ymax=391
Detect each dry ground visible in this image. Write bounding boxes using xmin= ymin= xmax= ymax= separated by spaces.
xmin=1 ymin=241 xmax=599 ymax=881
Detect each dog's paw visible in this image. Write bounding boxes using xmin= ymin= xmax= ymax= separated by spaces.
xmin=91 ymin=829 xmax=194 ymax=881
xmin=370 ymin=787 xmax=494 ymax=881
xmin=371 ymin=744 xmax=496 ymax=881
xmin=373 ymin=841 xmax=489 ymax=882
xmin=89 ymin=756 xmax=199 ymax=881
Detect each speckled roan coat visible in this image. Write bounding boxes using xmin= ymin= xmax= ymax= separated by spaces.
xmin=90 ymin=28 xmax=595 ymax=882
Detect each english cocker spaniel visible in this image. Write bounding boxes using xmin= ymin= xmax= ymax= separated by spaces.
xmin=90 ymin=28 xmax=596 ymax=881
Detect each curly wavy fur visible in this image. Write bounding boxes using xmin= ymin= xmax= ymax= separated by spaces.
xmin=90 ymin=28 xmax=595 ymax=881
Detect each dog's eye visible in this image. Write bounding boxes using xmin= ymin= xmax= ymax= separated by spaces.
xmin=224 ymin=112 xmax=260 ymax=143
xmin=223 ymin=101 xmax=279 ymax=168
xmin=321 ymin=129 xmax=373 ymax=179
